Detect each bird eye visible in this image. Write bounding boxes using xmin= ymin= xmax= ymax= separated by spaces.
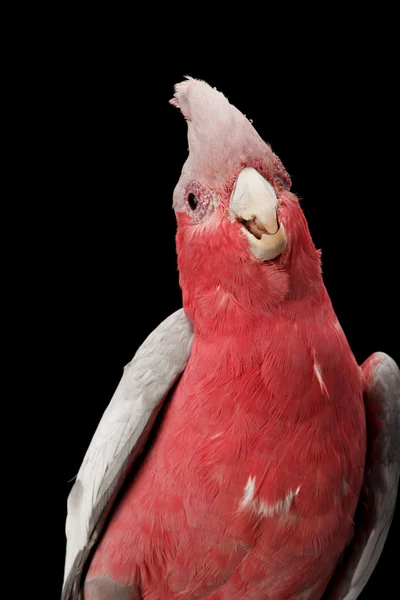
xmin=188 ymin=193 xmax=198 ymax=210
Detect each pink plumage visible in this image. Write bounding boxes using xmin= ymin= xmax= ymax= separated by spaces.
xmin=83 ymin=78 xmax=369 ymax=598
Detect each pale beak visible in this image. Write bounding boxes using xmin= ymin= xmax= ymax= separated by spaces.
xmin=229 ymin=167 xmax=287 ymax=261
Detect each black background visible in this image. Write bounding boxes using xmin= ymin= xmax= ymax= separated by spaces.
xmin=28 ymin=18 xmax=399 ymax=599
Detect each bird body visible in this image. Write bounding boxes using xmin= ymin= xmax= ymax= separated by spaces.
xmin=87 ymin=287 xmax=365 ymax=599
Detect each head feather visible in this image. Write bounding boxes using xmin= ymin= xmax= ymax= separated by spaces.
xmin=171 ymin=77 xmax=291 ymax=208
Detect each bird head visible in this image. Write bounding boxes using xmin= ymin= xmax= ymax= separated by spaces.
xmin=171 ymin=77 xmax=322 ymax=333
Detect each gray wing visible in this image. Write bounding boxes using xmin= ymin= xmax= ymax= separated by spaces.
xmin=61 ymin=308 xmax=194 ymax=600
xmin=324 ymin=352 xmax=400 ymax=600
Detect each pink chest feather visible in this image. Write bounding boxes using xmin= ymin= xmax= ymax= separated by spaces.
xmin=88 ymin=318 xmax=366 ymax=599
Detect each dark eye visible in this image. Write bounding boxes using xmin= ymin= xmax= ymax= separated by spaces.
xmin=188 ymin=193 xmax=198 ymax=210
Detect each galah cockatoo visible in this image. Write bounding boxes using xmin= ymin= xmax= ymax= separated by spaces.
xmin=62 ymin=77 xmax=400 ymax=600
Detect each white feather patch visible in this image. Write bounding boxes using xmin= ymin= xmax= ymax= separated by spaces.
xmin=257 ymin=486 xmax=300 ymax=518
xmin=312 ymin=350 xmax=329 ymax=399
xmin=240 ymin=476 xmax=300 ymax=518
xmin=240 ymin=476 xmax=256 ymax=506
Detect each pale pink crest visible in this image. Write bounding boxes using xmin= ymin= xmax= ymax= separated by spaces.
xmin=170 ymin=77 xmax=290 ymax=209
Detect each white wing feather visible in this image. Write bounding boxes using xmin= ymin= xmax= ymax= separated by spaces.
xmin=62 ymin=308 xmax=193 ymax=597
xmin=324 ymin=352 xmax=400 ymax=599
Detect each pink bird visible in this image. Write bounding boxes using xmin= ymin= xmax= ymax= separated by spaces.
xmin=62 ymin=77 xmax=400 ymax=600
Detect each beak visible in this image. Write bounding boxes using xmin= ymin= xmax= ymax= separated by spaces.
xmin=229 ymin=168 xmax=287 ymax=261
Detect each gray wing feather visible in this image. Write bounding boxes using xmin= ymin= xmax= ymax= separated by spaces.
xmin=61 ymin=308 xmax=194 ymax=600
xmin=324 ymin=352 xmax=400 ymax=600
